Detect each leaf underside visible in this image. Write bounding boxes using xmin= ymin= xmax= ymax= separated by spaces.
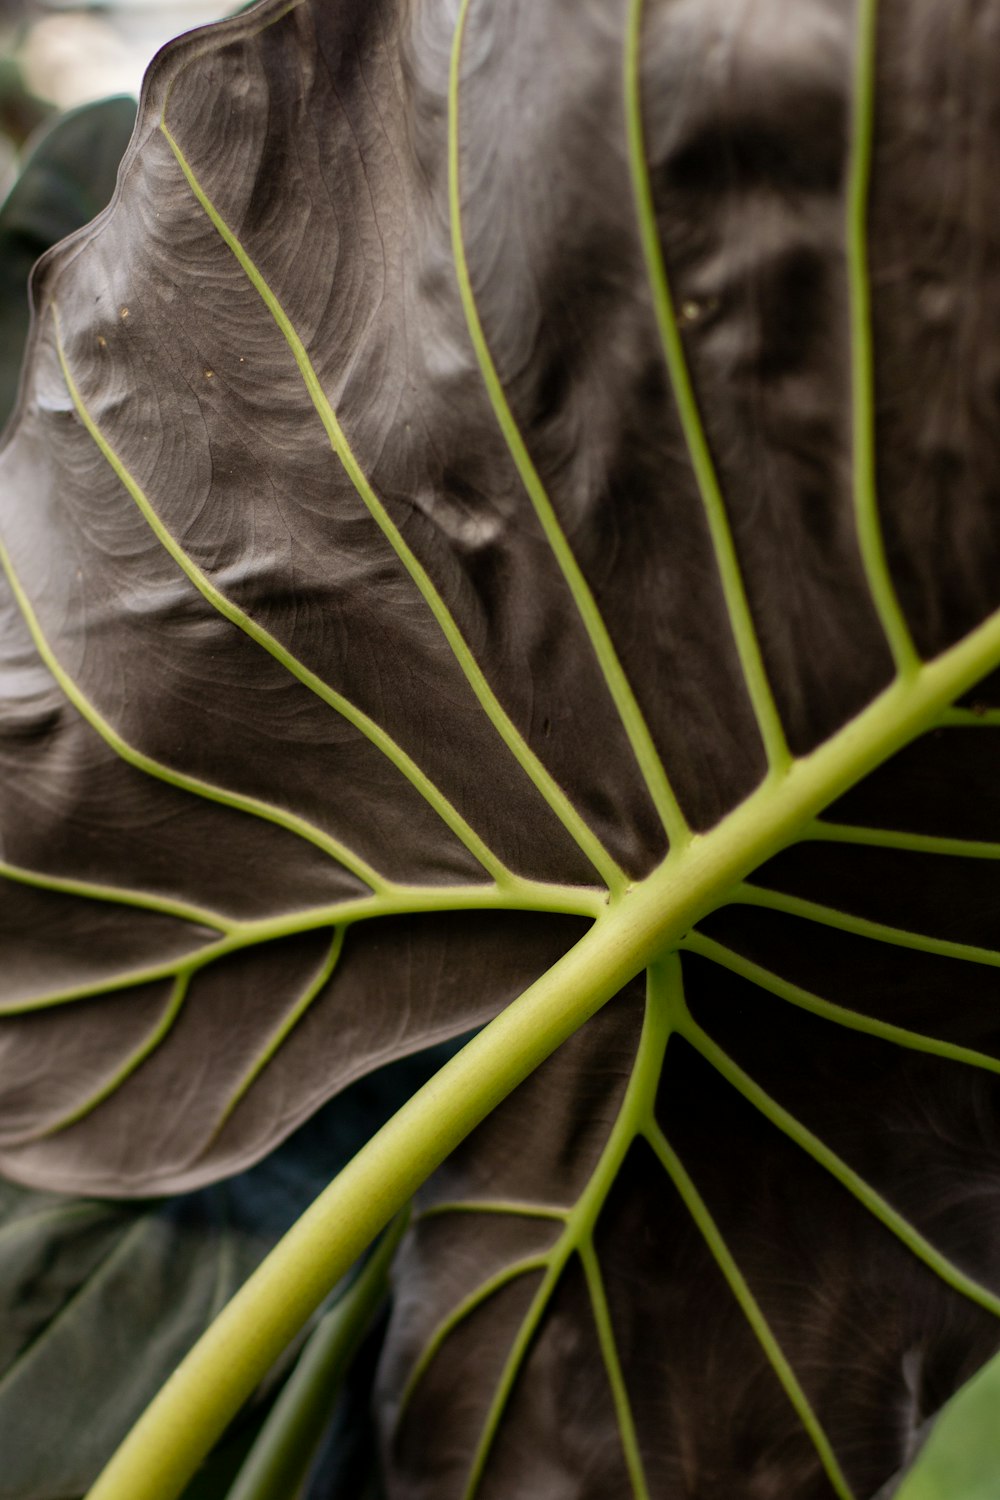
xmin=2 ymin=0 xmax=1000 ymax=1496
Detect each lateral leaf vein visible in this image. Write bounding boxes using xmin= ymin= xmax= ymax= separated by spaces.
xmin=159 ymin=123 xmax=622 ymax=894
xmin=682 ymin=1015 xmax=1000 ymax=1319
xmin=846 ymin=0 xmax=918 ymax=674
xmin=448 ymin=0 xmax=688 ymax=851
xmin=645 ymin=1121 xmax=855 ymax=1500
xmin=736 ymin=883 xmax=1000 ymax=969
xmin=683 ymin=931 xmax=1000 ymax=1075
xmin=52 ymin=311 xmax=508 ymax=887
xmin=623 ymin=0 xmax=790 ymax=775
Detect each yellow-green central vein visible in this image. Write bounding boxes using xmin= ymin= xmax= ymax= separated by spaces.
xmin=159 ymin=121 xmax=623 ymax=896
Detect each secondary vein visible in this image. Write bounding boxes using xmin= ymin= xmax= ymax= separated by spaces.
xmin=51 ymin=310 xmax=509 ymax=888
xmin=735 ymin=882 xmax=1000 ymax=969
xmin=159 ymin=121 xmax=623 ymax=895
xmin=0 ymin=514 xmax=389 ymax=893
xmin=846 ymin=0 xmax=918 ymax=676
xmin=623 ymin=0 xmax=790 ymax=778
xmin=580 ymin=1239 xmax=652 ymax=1500
xmin=807 ymin=819 xmax=1000 ymax=861
xmin=683 ymin=1013 xmax=1000 ymax=1319
xmin=448 ymin=0 xmax=688 ymax=851
xmin=207 ymin=927 xmax=346 ymax=1140
xmin=644 ymin=1119 xmax=855 ymax=1500
xmin=0 ymin=859 xmax=235 ymax=933
xmin=682 ymin=930 xmax=1000 ymax=1076
xmin=398 ymin=1254 xmax=550 ymax=1418
xmin=5 ymin=877 xmax=602 ymax=1015
xmin=38 ymin=972 xmax=192 ymax=1137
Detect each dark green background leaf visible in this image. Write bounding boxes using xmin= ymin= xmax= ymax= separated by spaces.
xmin=0 ymin=1047 xmax=452 ymax=1498
xmin=0 ymin=95 xmax=136 ymax=428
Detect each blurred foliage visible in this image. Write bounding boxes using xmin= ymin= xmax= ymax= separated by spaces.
xmin=0 ymin=1043 xmax=460 ymax=1498
xmin=302 ymin=1313 xmax=389 ymax=1500
xmin=0 ymin=92 xmax=135 ymax=428
xmin=0 ymin=55 xmax=50 ymax=149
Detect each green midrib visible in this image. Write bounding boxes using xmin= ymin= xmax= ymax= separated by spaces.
xmin=402 ymin=840 xmax=1000 ymax=1500
xmin=397 ymin=601 xmax=1000 ymax=1488
xmin=404 ymin=954 xmax=854 ymax=1500
xmin=572 ymin=594 xmax=1000 ymax=980
xmin=81 ymin=587 xmax=1000 ymax=1500
xmin=24 ymin=0 xmax=1000 ymax=1489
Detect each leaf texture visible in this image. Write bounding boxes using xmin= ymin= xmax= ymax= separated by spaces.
xmin=3 ymin=0 xmax=1000 ymax=1496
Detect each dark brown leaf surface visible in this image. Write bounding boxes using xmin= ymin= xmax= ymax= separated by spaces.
xmin=4 ymin=0 xmax=1000 ymax=1496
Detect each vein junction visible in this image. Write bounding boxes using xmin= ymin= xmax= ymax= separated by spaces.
xmin=5 ymin=4 xmax=1000 ymax=1493
xmin=400 ymin=957 xmax=855 ymax=1500
xmin=401 ymin=928 xmax=1000 ymax=1500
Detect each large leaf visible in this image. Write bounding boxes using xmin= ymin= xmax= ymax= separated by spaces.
xmin=3 ymin=0 xmax=1000 ymax=1495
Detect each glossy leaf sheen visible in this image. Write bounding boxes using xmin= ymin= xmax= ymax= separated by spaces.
xmin=3 ymin=0 xmax=1000 ymax=1497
